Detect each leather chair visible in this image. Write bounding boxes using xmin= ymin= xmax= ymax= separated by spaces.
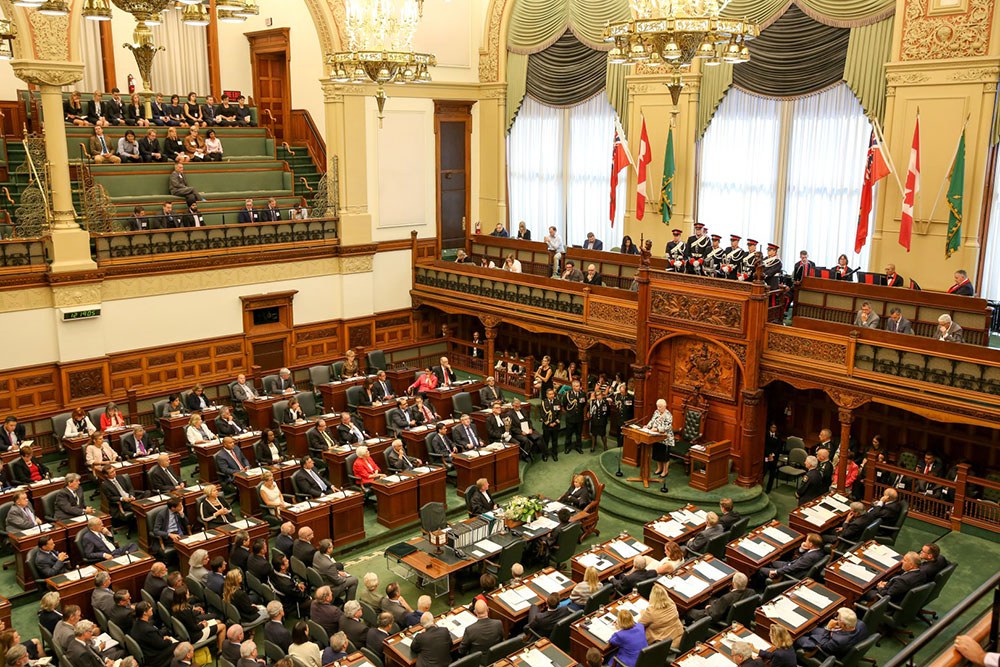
xmin=0 ymin=501 xmax=14 ymax=555
xmin=50 ymin=412 xmax=72 ymax=452
xmin=261 ymin=374 xmax=281 ymax=395
xmin=463 ymin=484 xmax=477 ymax=517
xmin=25 ymin=546 xmax=43 ymax=586
xmin=88 ymin=407 xmax=105 ymax=429
xmin=671 ymin=389 xmax=707 ymax=471
xmin=346 ymin=386 xmax=366 ymax=412
xmin=295 ymin=391 xmax=318 ymax=417
xmin=452 ymin=392 xmax=475 ymax=419
xmin=366 ymin=350 xmax=387 ymax=372
xmin=876 ymin=500 xmax=909 ymax=547
xmin=271 ymin=400 xmax=289 ymax=430
xmin=152 ymin=400 xmax=171 ymax=419
xmin=309 ymin=365 xmax=331 ymax=390
xmin=575 ymin=470 xmax=604 ymax=541
xmin=329 ymin=361 xmax=345 ymax=380
xmin=41 ymin=491 xmax=60 ymax=523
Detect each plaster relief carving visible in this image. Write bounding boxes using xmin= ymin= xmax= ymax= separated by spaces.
xmin=901 ymin=0 xmax=994 ymax=60
xmin=27 ymin=12 xmax=70 ymax=61
xmin=341 ymin=255 xmax=373 ymax=274
xmin=51 ymin=283 xmax=101 ymax=308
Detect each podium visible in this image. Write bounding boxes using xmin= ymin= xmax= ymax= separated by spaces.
xmin=622 ymin=426 xmax=664 ymax=488
xmin=689 ymin=440 xmax=731 ymax=491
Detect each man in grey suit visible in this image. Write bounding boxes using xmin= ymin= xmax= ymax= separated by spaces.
xmin=168 ymin=162 xmax=202 ymax=206
xmin=885 ymin=307 xmax=914 ymax=334
xmin=92 ymin=571 xmax=115 ymax=617
xmin=313 ymin=538 xmax=359 ymax=601
xmin=5 ymin=491 xmax=41 ymax=531
xmin=387 ymin=398 xmax=416 ymax=437
xmin=460 ymin=600 xmax=505 ymax=662
xmin=54 ymin=474 xmax=95 ymax=521
xmin=410 ymin=613 xmax=452 ymax=667
xmin=232 ymin=374 xmax=258 ymax=402
xmin=65 ymin=620 xmax=107 ymax=667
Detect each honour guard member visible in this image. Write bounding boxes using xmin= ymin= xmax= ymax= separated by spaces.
xmin=686 ymin=223 xmax=712 ymax=275
xmin=665 ymin=229 xmax=686 ymax=272
xmin=720 ymin=235 xmax=746 ymax=280
xmin=737 ymin=239 xmax=760 ymax=281
xmin=763 ymin=243 xmax=783 ymax=289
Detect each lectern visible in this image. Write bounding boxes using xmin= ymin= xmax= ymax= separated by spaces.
xmin=688 ymin=439 xmax=731 ymax=491
xmin=622 ymin=426 xmax=666 ymax=489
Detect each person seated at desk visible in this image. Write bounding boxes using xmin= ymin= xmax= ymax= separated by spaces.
xmin=85 ymin=430 xmax=119 ymax=472
xmin=33 ymin=536 xmax=71 ymax=578
xmin=468 ymin=478 xmax=497 ymax=515
xmin=583 ymin=232 xmax=603 ymax=251
xmin=216 ymin=437 xmax=250 ymax=484
xmin=452 ymin=413 xmax=482 ymax=450
xmin=356 ymin=378 xmax=377 ymax=407
xmin=80 ymin=516 xmax=139 ymax=561
xmin=307 ymin=419 xmax=338 ymax=457
xmin=834 ymin=254 xmax=854 ymax=281
xmin=884 ymin=263 xmax=904 ymax=287
xmin=796 ymin=456 xmax=826 ymax=505
xmin=795 ymin=607 xmax=867 ymax=661
xmin=937 ymin=314 xmax=964 ymax=343
xmin=5 ymin=491 xmax=42 ymax=531
xmin=283 ymin=398 xmax=306 ymax=424
xmin=761 ymin=532 xmax=825 ymax=584
xmin=757 ymin=626 xmax=797 ymax=667
xmin=246 ymin=538 xmax=274 ymax=582
xmin=173 ymin=584 xmax=226 ymax=654
xmin=490 ymin=223 xmax=509 ymax=238
xmin=387 ymin=398 xmax=416 ymax=436
xmin=686 ymin=511 xmax=724 ymax=555
xmin=386 ymin=439 xmax=421 ymax=472
xmin=611 ymin=555 xmax=656 ymax=596
xmin=341 ymin=349 xmax=361 ymax=378
xmin=101 ymin=466 xmax=137 ymax=522
xmin=255 ymin=429 xmax=283 ymax=465
xmin=267 ymin=367 xmax=297 ymax=394
xmin=949 ymin=269 xmax=975 ymax=296
xmin=214 ymin=407 xmax=246 ymax=438
xmin=824 ymin=501 xmax=870 ymax=546
xmin=313 ymin=538 xmax=359 ymax=600
xmin=352 ymin=446 xmax=384 ymax=488
xmin=885 ymin=307 xmax=914 ymax=334
xmin=559 ymin=474 xmax=593 ymax=510
xmin=479 ymin=376 xmax=504 ymax=406
xmin=583 ymin=264 xmax=603 ymax=286
xmin=185 ymin=414 xmax=214 ymax=446
xmin=411 ymin=395 xmax=438 ymax=425
xmin=484 ymin=403 xmax=509 ymax=444
xmin=372 ymin=371 xmax=395 ymax=402
xmin=460 ymin=599 xmax=505 ymax=659
xmin=0 ymin=415 xmax=25 ymax=451
xmin=53 ymin=473 xmax=95 ymax=521
xmin=293 ymin=456 xmax=333 ymax=497
xmin=433 ymin=356 xmax=457 ymax=386
xmin=429 ymin=422 xmax=459 ymax=468
xmin=639 ymin=585 xmax=683 ymax=648
xmin=186 ymin=384 xmax=213 ymax=412
xmin=526 ymin=592 xmax=574 ymax=638
xmin=854 ymin=301 xmax=880 ymax=329
xmin=919 ymin=542 xmax=950 ymax=579
xmin=10 ymin=445 xmax=49 ymax=485
xmin=100 ymin=402 xmax=126 ymax=430
xmin=337 ymin=412 xmax=367 ymax=446
xmin=232 ymin=374 xmax=259 ymax=402
xmin=407 ymin=368 xmax=439 ymax=399
xmin=149 ymin=453 xmax=185 ymax=492
xmin=64 ymin=407 xmax=97 ymax=439
xmin=153 ymin=498 xmax=190 ymax=551
xmin=259 ymin=470 xmax=289 ymax=519
xmin=607 ymin=608 xmax=647 ymax=667
xmin=718 ymin=497 xmax=743 ymax=532
xmin=865 ymin=551 xmax=926 ymax=603
xmin=198 ymin=484 xmax=233 ymax=528
xmin=687 ymin=572 xmax=753 ymax=623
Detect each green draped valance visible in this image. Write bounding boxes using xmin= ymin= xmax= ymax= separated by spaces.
xmin=525 ymin=32 xmax=608 ymax=108
xmin=720 ymin=0 xmax=895 ymax=28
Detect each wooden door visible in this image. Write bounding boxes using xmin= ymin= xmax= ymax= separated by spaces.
xmin=435 ymin=101 xmax=473 ymax=250
xmin=247 ymin=29 xmax=291 ymax=142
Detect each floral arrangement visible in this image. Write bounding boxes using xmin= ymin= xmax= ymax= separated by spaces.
xmin=503 ymin=495 xmax=546 ymax=523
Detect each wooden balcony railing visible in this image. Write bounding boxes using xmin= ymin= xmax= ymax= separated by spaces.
xmin=90 ymin=217 xmax=339 ymax=266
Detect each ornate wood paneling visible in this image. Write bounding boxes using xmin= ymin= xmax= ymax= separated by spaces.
xmin=0 ymin=366 xmax=61 ymax=416
xmin=106 ymin=336 xmax=248 ymax=397
xmin=374 ymin=313 xmax=414 ymax=348
xmin=649 ymin=288 xmax=745 ymax=334
xmin=348 ymin=322 xmax=373 ymax=348
xmin=292 ymin=323 xmax=341 ymax=366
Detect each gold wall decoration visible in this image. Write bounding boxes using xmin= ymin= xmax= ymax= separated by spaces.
xmin=900 ymin=0 xmax=995 ymax=60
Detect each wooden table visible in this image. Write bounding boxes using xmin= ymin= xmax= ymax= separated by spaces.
xmin=371 ymin=474 xmax=420 ymax=529
xmin=243 ymin=396 xmax=279 ymax=431
xmin=386 ymin=368 xmax=417 ymax=396
xmin=233 ymin=461 xmax=299 ymax=516
xmin=569 ymin=593 xmax=647 ymax=662
xmin=283 ymin=497 xmax=335 ymax=543
xmin=788 ymin=492 xmax=854 ymax=537
xmin=94 ymin=550 xmax=155 ymax=601
xmin=672 ymin=622 xmax=774 ymax=667
xmin=486 ymin=567 xmax=575 ymax=635
xmin=499 ymin=639 xmax=575 ymax=667
xmin=58 ymin=512 xmax=112 ymax=563
xmin=282 ymin=412 xmax=342 ymax=458
xmin=654 ymin=554 xmax=736 ymax=616
xmin=10 ymin=524 xmax=67 ymax=591
xmin=725 ymin=521 xmax=804 ymax=577
xmin=26 ymin=477 xmax=66 ymax=517
xmin=425 ymin=381 xmax=485 ymax=419
xmin=216 ymin=517 xmax=270 ymax=549
xmin=317 ymin=376 xmax=369 ymax=416
xmin=46 ymin=565 xmax=98 ymax=620
xmin=622 ymin=426 xmax=664 ymax=489
xmin=571 ymin=533 xmax=651 ymax=582
xmin=62 ymin=435 xmax=89 ymax=476
xmin=131 ymin=487 xmax=204 ymax=552
xmin=320 ymin=437 xmax=393 ymax=488
xmin=452 ymin=444 xmax=520 ymax=497
xmin=192 ymin=432 xmax=260 ymax=483
xmin=159 ymin=408 xmax=219 ymax=454
xmin=823 ymin=540 xmax=902 ymax=605
xmin=358 ymin=402 xmax=399 ymax=439
xmin=174 ymin=530 xmax=230 ymax=576
xmin=642 ymin=505 xmax=707 ymax=558
xmin=755 ymin=579 xmax=845 ymax=641
xmin=328 ymin=490 xmax=366 ymax=549
xmin=0 ymin=596 xmax=10 ymax=632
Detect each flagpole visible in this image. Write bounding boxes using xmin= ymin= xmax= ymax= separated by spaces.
xmin=919 ymin=114 xmax=971 ymax=235
xmin=871 ymin=117 xmax=905 ymax=196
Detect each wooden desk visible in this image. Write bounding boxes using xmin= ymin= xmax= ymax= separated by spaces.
xmin=453 ymin=448 xmax=494 ymax=497
xmin=501 ymin=639 xmax=575 ymax=667
xmin=193 ymin=432 xmax=260 ymax=483
xmin=283 ymin=498 xmax=334 ymax=542
xmin=94 ymin=550 xmax=154 ymax=601
xmin=46 ymin=565 xmax=98 ymax=619
xmin=689 ymin=440 xmax=731 ymax=492
xmin=358 ymin=402 xmax=399 ymax=439
xmin=174 ymin=530 xmax=230 ymax=576
xmin=131 ymin=487 xmax=204 ymax=552
xmin=243 ymin=396 xmax=279 ymax=431
xmin=788 ymin=492 xmax=853 ymax=537
xmin=452 ymin=443 xmax=519 ymax=497
xmin=102 ymin=453 xmax=182 ymax=497
xmin=328 ymin=490 xmax=366 ymax=549
xmin=425 ymin=381 xmax=485 ymax=418
xmin=654 ymin=554 xmax=736 ymax=616
xmin=321 ymin=437 xmax=393 ymax=488
xmin=486 ymin=567 xmax=574 ymax=636
xmin=26 ymin=477 xmax=66 ymax=517
xmin=216 ymin=518 xmax=270 ymax=549
xmin=571 ymin=534 xmax=651 ymax=582
xmin=57 ymin=512 xmax=112 ymax=563
xmin=493 ymin=444 xmax=520 ymax=492
xmin=823 ymin=540 xmax=902 ymax=605
xmin=0 ymin=596 xmax=10 ymax=633
xmin=159 ymin=408 xmax=219 ymax=453
xmin=569 ymin=593 xmax=647 ymax=662
xmin=383 ymin=605 xmax=471 ymax=667
xmin=642 ymin=505 xmax=707 ymax=558
xmin=672 ymin=622 xmax=774 ymax=666
xmin=62 ymin=436 xmax=89 ymax=476
xmin=317 ymin=376 xmax=369 ymax=416
xmin=337 ymin=652 xmax=376 ymax=667
xmin=282 ymin=412 xmax=341 ymax=458
xmin=403 ymin=465 xmax=448 ymax=510
xmin=622 ymin=426 xmax=664 ymax=488
xmin=10 ymin=524 xmax=67 ymax=591
xmin=371 ymin=474 xmax=420 ymax=529
xmin=386 ymin=368 xmax=416 ymax=396
xmin=725 ymin=521 xmax=803 ymax=577
xmin=400 ymin=421 xmax=457 ymax=462
xmin=755 ymin=579 xmax=845 ymax=641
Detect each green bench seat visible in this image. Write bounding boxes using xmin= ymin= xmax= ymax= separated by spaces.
xmin=97 ymin=167 xmax=292 ymax=201
xmin=91 ymin=158 xmax=282 ymax=176
xmin=66 ymin=130 xmax=274 ymax=161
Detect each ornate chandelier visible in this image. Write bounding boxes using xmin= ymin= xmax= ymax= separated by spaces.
xmin=605 ymin=0 xmax=758 ymax=70
xmin=0 ymin=19 xmax=14 ymax=61
xmin=327 ymin=0 xmax=436 ymax=126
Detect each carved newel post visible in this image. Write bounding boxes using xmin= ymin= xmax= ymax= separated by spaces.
xmin=739 ymin=389 xmax=763 ymax=487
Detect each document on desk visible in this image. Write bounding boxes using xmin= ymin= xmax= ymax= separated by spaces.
xmin=444 ymin=610 xmax=478 ymax=638
xmin=497 ymin=588 xmax=533 ymax=611
xmin=475 ymin=538 xmax=502 ymax=553
xmin=723 ymin=632 xmax=771 ymax=653
xmin=521 ymin=648 xmax=555 ymax=667
xmin=761 ymin=598 xmax=808 ymax=627
xmin=587 ymin=618 xmax=617 ymax=643
xmin=740 ymin=539 xmax=775 ymax=558
xmin=792 ymin=586 xmax=834 ymax=609
xmin=411 ymin=466 xmax=431 ymax=475
xmin=865 ymin=544 xmax=901 ymax=568
xmin=609 ymin=540 xmax=639 ymax=559
xmin=533 ymin=572 xmax=571 ymax=594
xmin=526 ymin=516 xmax=558 ymax=531
xmin=673 ymin=575 xmax=709 ymax=598
xmin=822 ymin=496 xmax=850 ymax=513
xmin=652 ymin=520 xmax=685 ymax=538
xmin=693 ymin=560 xmax=726 ymax=581
xmin=840 ymin=561 xmax=876 ymax=583
xmin=762 ymin=526 xmax=795 ymax=544
xmin=703 ymin=653 xmax=738 ymax=667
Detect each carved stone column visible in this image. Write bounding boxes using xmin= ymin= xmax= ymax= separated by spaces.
xmin=12 ymin=60 xmax=95 ymax=273
xmin=739 ymin=388 xmax=763 ymax=488
xmin=836 ymin=407 xmax=854 ymax=493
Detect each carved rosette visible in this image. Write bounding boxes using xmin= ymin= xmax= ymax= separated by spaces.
xmin=767 ymin=331 xmax=847 ymax=366
xmin=649 ymin=289 xmax=744 ymax=331
xmin=673 ymin=338 xmax=738 ymax=401
xmin=900 ymin=0 xmax=995 ymax=61
xmin=68 ymin=368 xmax=105 ymax=401
xmin=568 ymin=333 xmax=599 ymax=351
xmin=479 ymin=314 xmax=502 ymax=330
xmin=828 ymin=388 xmax=870 ymax=410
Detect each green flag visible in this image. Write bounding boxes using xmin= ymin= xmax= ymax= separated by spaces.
xmin=946 ymin=131 xmax=965 ymax=258
xmin=660 ymin=128 xmax=675 ymax=224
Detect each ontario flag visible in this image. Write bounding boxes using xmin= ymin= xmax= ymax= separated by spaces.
xmin=609 ymin=129 xmax=629 ymax=226
xmin=635 ymin=116 xmax=652 ymax=222
xmin=854 ymin=130 xmax=891 ymax=253
xmin=899 ymin=114 xmax=920 ymax=252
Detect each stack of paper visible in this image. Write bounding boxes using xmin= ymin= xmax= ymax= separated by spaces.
xmin=865 ymin=544 xmax=901 ymax=567
xmin=382 ymin=475 xmax=403 ymax=483
xmin=444 ymin=610 xmax=478 ymax=638
xmin=840 ymin=561 xmax=876 ymax=582
xmin=822 ymin=496 xmax=851 ymax=512
xmin=475 ymin=538 xmax=502 ymax=553
xmin=693 ymin=560 xmax=726 ymax=581
xmin=521 ymin=648 xmax=554 ymax=667
xmin=587 ymin=618 xmax=617 ymax=643
xmin=762 ymin=526 xmax=794 ymax=544
xmin=609 ymin=541 xmax=639 ymax=559
xmin=673 ymin=576 xmax=710 ymax=598
xmin=792 ymin=586 xmax=834 ymax=609
xmin=94 ymin=632 xmax=119 ymax=650
xmin=657 ymin=575 xmax=676 ymax=590
xmin=760 ymin=597 xmax=808 ymax=627
xmin=577 ymin=553 xmax=614 ymax=570
xmin=497 ymin=587 xmax=535 ymax=611
xmin=545 ymin=501 xmax=568 ymax=513
xmin=740 ymin=539 xmax=775 ymax=558
xmin=526 ymin=516 xmax=558 ymax=531
xmin=651 ymin=520 xmax=685 ymax=538
xmin=411 ymin=466 xmax=431 ymax=475
xmin=722 ymin=631 xmax=771 ymax=653
xmin=533 ymin=572 xmax=570 ymax=594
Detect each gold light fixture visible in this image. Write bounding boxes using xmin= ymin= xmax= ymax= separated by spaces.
xmin=605 ymin=0 xmax=758 ymax=71
xmin=327 ymin=0 xmax=436 ymax=127
xmin=181 ymin=2 xmax=209 ymax=25
xmin=12 ymin=0 xmax=42 ymax=7
xmin=216 ymin=8 xmax=245 ymax=22
xmin=0 ymin=19 xmax=15 ymax=61
xmin=234 ymin=0 xmax=258 ymax=18
xmin=36 ymin=0 xmax=70 ymax=15
xmin=82 ymin=0 xmax=113 ymax=21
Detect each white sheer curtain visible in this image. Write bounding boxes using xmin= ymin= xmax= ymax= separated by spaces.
xmin=698 ymin=89 xmax=781 ymax=245
xmin=980 ymin=154 xmax=1000 ymax=300
xmin=507 ymin=94 xmax=624 ymax=247
xmin=783 ymin=84 xmax=874 ymax=269
xmin=71 ymin=20 xmax=104 ymax=93
xmin=150 ymin=6 xmax=209 ymax=95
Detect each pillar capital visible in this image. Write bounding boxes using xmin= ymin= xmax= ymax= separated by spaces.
xmin=11 ymin=60 xmax=84 ymax=87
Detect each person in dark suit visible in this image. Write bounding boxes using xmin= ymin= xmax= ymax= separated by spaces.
xmin=261 ymin=198 xmax=282 ymax=222
xmin=612 ymin=556 xmax=656 ymax=596
xmin=687 ymin=512 xmax=724 ymax=554
xmin=433 ymin=357 xmax=457 ymax=386
xmin=215 ymin=437 xmax=250 ymax=485
xmin=410 ymin=613 xmax=453 ymax=667
xmin=718 ymin=498 xmax=742 ymax=532
xmin=131 ymin=602 xmax=178 ymax=667
xmin=913 ymin=452 xmax=944 ymax=495
xmin=237 ymin=199 xmax=258 ymax=224
xmin=138 ymin=128 xmax=165 ymax=162
xmin=274 ymin=522 xmax=296 ymax=558
xmin=214 ymin=407 xmax=246 ymax=437
xmin=687 ymin=572 xmax=753 ymax=622
xmin=356 ymin=380 xmax=376 ymax=408
xmin=80 ymin=516 xmax=139 ymax=561
xmin=479 ymin=378 xmax=504 ymax=406
xmin=255 ymin=429 xmax=284 ymax=465
xmin=948 ymin=269 xmax=975 ymax=296
xmin=867 ymin=488 xmax=903 ymax=527
xmin=149 ymin=453 xmax=185 ymax=492
xmin=264 ymin=601 xmax=291 ymax=653
xmin=153 ymin=202 xmax=182 ymax=230
xmin=796 ymin=457 xmax=826 ymax=505
xmin=121 ymin=425 xmax=157 ymax=458
xmin=247 ymin=539 xmax=273 ymax=581
xmin=428 ymin=423 xmax=459 ymax=468
xmin=206 ymin=556 xmax=227 ymax=595
xmin=107 ymin=590 xmax=135 ymax=635
xmin=559 ymin=474 xmax=592 ymax=510
xmin=885 ymin=308 xmax=914 ymax=334
xmin=824 ymin=502 xmax=871 ymax=547
xmin=764 ymin=533 xmax=825 ymax=582
xmin=583 ymin=233 xmax=603 ymax=251
xmin=468 ymin=478 xmax=497 ymax=515
xmin=386 ymin=439 xmax=420 ymax=472
xmin=866 ymin=551 xmax=927 ymax=604
xmin=366 ymin=612 xmax=394 ymax=661
xmin=181 ymin=202 xmax=206 ymax=228
xmin=452 ymin=414 xmax=482 ymax=450
xmin=291 ymin=527 xmax=318 ymax=565
xmin=310 ymin=586 xmax=342 ymax=638
xmin=484 ymin=403 xmax=509 ymax=444
xmin=795 ymin=607 xmax=867 ymax=660
xmin=816 ymin=448 xmax=834 ymax=488
xmin=763 ymin=423 xmax=783 ymax=493
xmin=0 ymin=416 xmax=26 ymax=451
xmin=9 ymin=445 xmax=48 ymax=486
xmin=33 ymin=535 xmax=71 ymax=578
xmin=152 ymin=498 xmax=189 ymax=553
xmin=372 ymin=371 xmax=395 ymax=402
xmin=337 ymin=412 xmax=368 ymax=445
xmin=270 ymin=555 xmax=312 ymax=612
xmin=53 ymin=474 xmax=94 ymax=521
xmin=460 ymin=599 xmax=505 ymax=661
xmin=387 ymin=399 xmax=416 ymax=436
xmin=292 ymin=457 xmax=332 ymax=497
xmin=339 ymin=601 xmax=369 ymax=649
xmin=282 ymin=398 xmax=306 ymax=424
xmin=526 ymin=593 xmax=573 ymax=637
xmin=101 ymin=466 xmax=138 ymax=522
xmin=65 ymin=620 xmax=110 ymax=667
xmin=583 ymin=264 xmax=603 ymax=286
xmin=144 ymin=562 xmax=169 ymax=601
xmin=918 ymin=543 xmax=950 ymax=579
xmin=307 ymin=419 xmax=338 ymax=456
xmin=507 ymin=398 xmax=542 ymax=459
xmin=129 ymin=206 xmax=153 ymax=231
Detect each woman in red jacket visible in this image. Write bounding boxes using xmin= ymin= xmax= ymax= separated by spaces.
xmin=353 ymin=446 xmax=384 ymax=486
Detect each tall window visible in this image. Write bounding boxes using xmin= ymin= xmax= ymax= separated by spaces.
xmin=980 ymin=152 xmax=1000 ymax=300
xmin=698 ymin=83 xmax=874 ymax=269
xmin=508 ymin=94 xmax=624 ymax=248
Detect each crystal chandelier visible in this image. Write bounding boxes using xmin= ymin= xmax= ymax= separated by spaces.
xmin=327 ymin=0 xmax=436 ymax=126
xmin=605 ymin=0 xmax=758 ymax=70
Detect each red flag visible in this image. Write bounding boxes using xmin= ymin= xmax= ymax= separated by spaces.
xmin=635 ymin=117 xmax=652 ymax=222
xmin=609 ymin=130 xmax=629 ymax=225
xmin=899 ymin=114 xmax=920 ymax=252
xmin=854 ymin=130 xmax=891 ymax=252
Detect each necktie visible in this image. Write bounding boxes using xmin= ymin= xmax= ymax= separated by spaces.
xmin=467 ymin=426 xmax=478 ymax=446
xmin=99 ymin=531 xmax=115 ymax=551
xmin=229 ymin=450 xmax=245 ymax=471
xmin=111 ymin=478 xmax=126 ymax=498
xmin=352 ymin=426 xmax=363 ymax=442
xmin=100 ymin=136 xmax=107 ymax=152
xmin=308 ymin=468 xmax=326 ymax=491
xmin=164 ymin=467 xmax=178 ymax=485
xmin=322 ymin=431 xmax=334 ymax=447
xmin=24 ymin=506 xmax=35 ymax=523
xmin=381 ymin=382 xmax=388 ymax=395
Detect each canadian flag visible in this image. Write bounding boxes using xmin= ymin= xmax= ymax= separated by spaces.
xmin=609 ymin=129 xmax=629 ymax=226
xmin=635 ymin=116 xmax=652 ymax=222
xmin=899 ymin=114 xmax=920 ymax=252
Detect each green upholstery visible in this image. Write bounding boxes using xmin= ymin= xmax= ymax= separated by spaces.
xmin=982 ymin=473 xmax=1000 ymax=504
xmin=110 ymin=194 xmax=302 ymax=219
xmin=96 ymin=167 xmax=292 ymax=202
xmin=897 ymin=451 xmax=918 ymax=472
xmin=67 ymin=128 xmax=274 ymax=161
